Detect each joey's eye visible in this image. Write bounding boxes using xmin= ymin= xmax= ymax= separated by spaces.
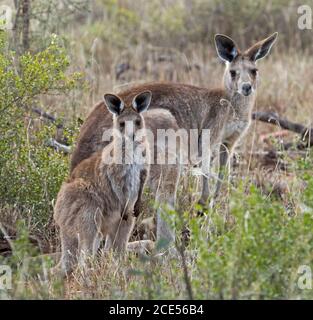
xmin=135 ymin=119 xmax=141 ymax=127
xmin=250 ymin=68 xmax=258 ymax=76
xmin=230 ymin=70 xmax=237 ymax=79
xmin=119 ymin=121 xmax=125 ymax=128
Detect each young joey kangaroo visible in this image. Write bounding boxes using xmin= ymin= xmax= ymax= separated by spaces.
xmin=53 ymin=91 xmax=152 ymax=276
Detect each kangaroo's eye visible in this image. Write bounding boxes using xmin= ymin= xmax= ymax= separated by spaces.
xmin=230 ymin=70 xmax=237 ymax=79
xmin=119 ymin=121 xmax=125 ymax=128
xmin=250 ymin=68 xmax=258 ymax=76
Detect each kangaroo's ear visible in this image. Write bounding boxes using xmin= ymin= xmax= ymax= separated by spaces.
xmin=214 ymin=34 xmax=239 ymax=63
xmin=104 ymin=93 xmax=124 ymax=115
xmin=132 ymin=91 xmax=152 ymax=113
xmin=245 ymin=32 xmax=278 ymax=62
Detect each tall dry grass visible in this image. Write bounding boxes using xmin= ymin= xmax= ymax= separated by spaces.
xmin=2 ymin=0 xmax=313 ymax=300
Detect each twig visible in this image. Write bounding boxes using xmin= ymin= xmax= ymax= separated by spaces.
xmin=31 ymin=107 xmax=64 ymax=129
xmin=176 ymin=241 xmax=194 ymax=300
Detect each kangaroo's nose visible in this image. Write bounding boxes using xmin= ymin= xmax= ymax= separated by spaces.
xmin=242 ymin=83 xmax=252 ymax=96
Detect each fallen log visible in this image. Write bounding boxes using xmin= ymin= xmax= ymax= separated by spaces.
xmin=252 ymin=111 xmax=313 ymax=147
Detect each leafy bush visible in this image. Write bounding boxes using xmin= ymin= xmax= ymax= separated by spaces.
xmin=0 ymin=32 xmax=81 ymax=227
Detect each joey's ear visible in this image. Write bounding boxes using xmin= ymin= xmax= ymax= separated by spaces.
xmin=214 ymin=34 xmax=239 ymax=63
xmin=245 ymin=32 xmax=278 ymax=61
xmin=132 ymin=91 xmax=152 ymax=113
xmin=103 ymin=93 xmax=124 ymax=115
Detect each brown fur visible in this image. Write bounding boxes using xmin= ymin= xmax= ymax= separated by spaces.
xmin=53 ymin=92 xmax=152 ymax=276
xmin=68 ymin=33 xmax=278 ymax=247
xmin=71 ymin=83 xmax=227 ymax=172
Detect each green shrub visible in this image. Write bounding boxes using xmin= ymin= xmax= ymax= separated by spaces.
xmin=0 ymin=32 xmax=81 ymax=227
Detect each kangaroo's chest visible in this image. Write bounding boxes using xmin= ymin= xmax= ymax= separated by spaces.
xmin=223 ymin=119 xmax=250 ymax=141
xmin=123 ymin=166 xmax=142 ymax=200
xmin=110 ymin=165 xmax=144 ymax=209
xmin=221 ymin=94 xmax=255 ymax=144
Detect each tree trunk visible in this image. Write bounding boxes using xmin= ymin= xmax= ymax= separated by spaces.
xmin=22 ymin=0 xmax=30 ymax=52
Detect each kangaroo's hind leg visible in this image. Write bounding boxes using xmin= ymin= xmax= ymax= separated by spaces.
xmin=109 ymin=214 xmax=135 ymax=252
xmin=52 ymin=230 xmax=79 ymax=277
xmin=52 ymin=183 xmax=81 ymax=277
xmin=78 ymin=206 xmax=104 ymax=269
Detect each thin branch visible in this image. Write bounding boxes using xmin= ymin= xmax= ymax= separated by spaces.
xmin=31 ymin=107 xmax=64 ymax=128
xmin=176 ymin=241 xmax=194 ymax=300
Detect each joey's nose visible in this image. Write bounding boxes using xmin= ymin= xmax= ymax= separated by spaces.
xmin=242 ymin=83 xmax=252 ymax=96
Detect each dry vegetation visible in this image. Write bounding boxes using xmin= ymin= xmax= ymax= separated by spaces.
xmin=1 ymin=0 xmax=313 ymax=299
